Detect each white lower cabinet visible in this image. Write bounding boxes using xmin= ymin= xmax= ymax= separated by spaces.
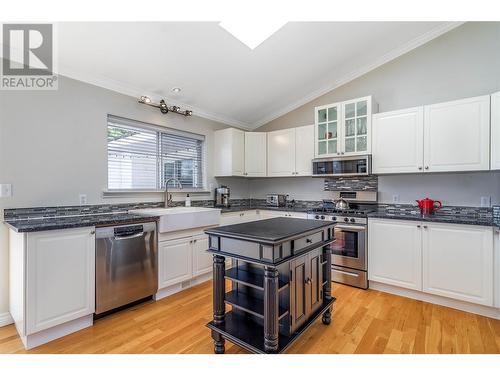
xmin=192 ymin=234 xmax=211 ymax=276
xmin=220 ymin=210 xmax=261 ymax=225
xmin=25 ymin=227 xmax=95 ymax=334
xmin=158 ymin=237 xmax=193 ymax=289
xmin=368 ymin=218 xmax=494 ymax=307
xmin=259 ymin=210 xmax=307 ymax=219
xmin=9 ymin=227 xmax=95 ymax=348
xmin=368 ymin=219 xmax=422 ymax=291
xmin=422 ymin=222 xmax=493 ymax=306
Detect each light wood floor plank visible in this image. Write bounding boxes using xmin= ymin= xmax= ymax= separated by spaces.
xmin=0 ymin=282 xmax=498 ymax=354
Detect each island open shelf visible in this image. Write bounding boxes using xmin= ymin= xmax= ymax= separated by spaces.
xmin=205 ymin=217 xmax=336 ymax=354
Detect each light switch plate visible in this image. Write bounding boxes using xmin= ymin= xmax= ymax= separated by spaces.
xmin=79 ymin=194 xmax=88 ymax=205
xmin=0 ymin=184 xmax=12 ymax=197
xmin=480 ymin=196 xmax=491 ymax=207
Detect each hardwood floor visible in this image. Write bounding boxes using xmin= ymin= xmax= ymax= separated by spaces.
xmin=0 ymin=281 xmax=499 ymax=354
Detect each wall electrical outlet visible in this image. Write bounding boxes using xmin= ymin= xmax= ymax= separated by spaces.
xmin=392 ymin=194 xmax=399 ymax=203
xmin=79 ymin=194 xmax=88 ymax=205
xmin=0 ymin=184 xmax=12 ymax=197
xmin=480 ymin=196 xmax=491 ymax=207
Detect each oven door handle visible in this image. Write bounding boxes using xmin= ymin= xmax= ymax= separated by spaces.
xmin=333 ymin=268 xmax=360 ymax=278
xmin=335 ymin=225 xmax=366 ymax=231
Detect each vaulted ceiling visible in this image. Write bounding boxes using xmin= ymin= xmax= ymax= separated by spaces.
xmin=56 ymin=22 xmax=462 ymax=129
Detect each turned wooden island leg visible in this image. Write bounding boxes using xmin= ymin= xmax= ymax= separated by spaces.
xmin=322 ymin=247 xmax=332 ymax=325
xmin=263 ymin=266 xmax=279 ymax=352
xmin=213 ymin=254 xmax=226 ymax=354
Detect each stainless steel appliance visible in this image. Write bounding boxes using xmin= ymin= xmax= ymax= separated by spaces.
xmin=95 ymin=222 xmax=158 ymax=314
xmin=214 ymin=186 xmax=230 ymax=208
xmin=266 ymin=193 xmax=287 ymax=207
xmin=312 ymin=155 xmax=371 ymax=177
xmin=307 ymin=190 xmax=377 ymax=289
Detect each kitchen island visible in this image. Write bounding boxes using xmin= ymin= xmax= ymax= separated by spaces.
xmin=205 ymin=217 xmax=336 ymax=354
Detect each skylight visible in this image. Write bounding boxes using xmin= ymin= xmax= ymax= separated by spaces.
xmin=219 ymin=20 xmax=287 ymax=49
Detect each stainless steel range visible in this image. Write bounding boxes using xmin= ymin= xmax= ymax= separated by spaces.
xmin=307 ymin=190 xmax=376 ymax=289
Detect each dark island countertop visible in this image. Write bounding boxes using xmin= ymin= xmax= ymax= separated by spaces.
xmin=205 ymin=217 xmax=333 ymax=244
xmin=4 ymin=212 xmax=159 ymax=233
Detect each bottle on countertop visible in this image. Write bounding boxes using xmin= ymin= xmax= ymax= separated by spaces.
xmin=185 ymin=193 xmax=191 ymax=207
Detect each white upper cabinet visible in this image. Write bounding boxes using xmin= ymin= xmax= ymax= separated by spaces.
xmin=267 ymin=128 xmax=296 ymax=176
xmin=267 ymin=126 xmax=314 ymax=177
xmin=244 ymin=132 xmax=267 ymax=177
xmin=491 ymin=91 xmax=500 ymax=170
xmin=422 ymin=222 xmax=493 ymax=306
xmin=423 ymin=95 xmax=490 ymax=172
xmin=26 ymin=227 xmax=95 ymax=335
xmin=315 ymin=96 xmax=374 ymax=158
xmin=294 ymin=125 xmax=315 ymax=176
xmin=368 ymin=219 xmax=422 ymax=291
xmin=372 ymin=107 xmax=424 ymax=174
xmin=214 ymin=128 xmax=245 ymax=176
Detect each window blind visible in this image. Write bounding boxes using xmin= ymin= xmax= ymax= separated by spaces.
xmin=107 ymin=115 xmax=205 ymax=190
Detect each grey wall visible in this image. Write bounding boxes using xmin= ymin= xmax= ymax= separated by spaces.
xmin=258 ymin=22 xmax=500 ymax=132
xmin=246 ymin=22 xmax=500 ymax=207
xmin=0 ymin=75 xmax=231 ymax=315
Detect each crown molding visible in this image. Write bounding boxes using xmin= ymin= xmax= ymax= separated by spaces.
xmin=251 ymin=21 xmax=465 ymax=129
xmin=55 ymin=65 xmax=255 ymax=130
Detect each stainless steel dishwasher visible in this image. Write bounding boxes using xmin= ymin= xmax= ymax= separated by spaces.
xmin=95 ymin=221 xmax=157 ymax=314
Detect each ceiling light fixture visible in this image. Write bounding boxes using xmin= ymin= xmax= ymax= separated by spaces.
xmin=219 ymin=20 xmax=287 ymax=49
xmin=138 ymin=96 xmax=192 ymax=117
xmin=172 ymin=87 xmax=181 ymax=93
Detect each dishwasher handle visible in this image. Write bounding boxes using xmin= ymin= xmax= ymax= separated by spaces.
xmin=114 ymin=232 xmax=145 ymax=240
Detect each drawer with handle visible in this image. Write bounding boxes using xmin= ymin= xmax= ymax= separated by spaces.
xmin=293 ymin=231 xmax=324 ymax=254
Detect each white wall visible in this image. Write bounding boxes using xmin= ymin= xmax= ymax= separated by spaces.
xmin=0 ymin=75 xmax=230 ymax=316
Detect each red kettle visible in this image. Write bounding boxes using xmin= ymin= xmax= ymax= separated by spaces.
xmin=416 ymin=198 xmax=442 ymax=215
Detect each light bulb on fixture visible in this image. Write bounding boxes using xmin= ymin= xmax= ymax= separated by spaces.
xmin=159 ymin=100 xmax=169 ymax=114
xmin=172 ymin=87 xmax=181 ymax=93
xmin=139 ymin=95 xmax=152 ymax=104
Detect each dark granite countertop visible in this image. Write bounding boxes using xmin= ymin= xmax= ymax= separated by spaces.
xmin=220 ymin=205 xmax=317 ymax=214
xmin=4 ymin=212 xmax=159 ymax=233
xmin=367 ymin=211 xmax=497 ymax=227
xmin=205 ymin=217 xmax=333 ymax=243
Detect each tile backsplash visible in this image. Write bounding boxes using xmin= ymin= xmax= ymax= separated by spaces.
xmin=324 ymin=175 xmax=378 ymax=191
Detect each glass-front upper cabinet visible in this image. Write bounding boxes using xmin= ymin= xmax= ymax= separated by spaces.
xmin=315 ymin=95 xmax=375 ymax=158
xmin=315 ymin=102 xmax=340 ymax=157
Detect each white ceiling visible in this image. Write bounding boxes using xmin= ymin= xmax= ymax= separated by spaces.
xmin=56 ymin=22 xmax=462 ymax=129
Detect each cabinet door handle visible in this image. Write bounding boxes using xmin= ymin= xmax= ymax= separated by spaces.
xmin=418 ymin=166 xmax=423 ymax=170
xmin=90 ymin=230 xmax=95 ymax=235
xmin=306 ymin=238 xmax=313 ymax=243
xmin=417 ymin=225 xmax=421 ymax=228
xmin=425 ymin=166 xmax=429 ymax=170
xmin=423 ymin=225 xmax=428 ymax=229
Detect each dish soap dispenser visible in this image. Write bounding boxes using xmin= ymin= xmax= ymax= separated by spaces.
xmin=185 ymin=193 xmax=191 ymax=207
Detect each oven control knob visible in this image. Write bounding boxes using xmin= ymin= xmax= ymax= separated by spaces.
xmin=350 ymin=218 xmax=356 ymax=223
xmin=320 ymin=215 xmax=325 ymax=220
xmin=315 ymin=215 xmax=320 ymax=219
xmin=344 ymin=217 xmax=349 ymax=222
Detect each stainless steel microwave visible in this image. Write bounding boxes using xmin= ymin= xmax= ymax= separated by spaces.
xmin=312 ymin=155 xmax=371 ymax=177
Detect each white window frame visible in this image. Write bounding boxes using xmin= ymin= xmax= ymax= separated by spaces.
xmin=106 ymin=115 xmax=207 ymax=193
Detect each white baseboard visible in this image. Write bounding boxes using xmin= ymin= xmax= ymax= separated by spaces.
xmin=155 ymin=272 xmax=212 ymax=301
xmin=0 ymin=312 xmax=14 ymax=327
xmin=369 ymin=281 xmax=500 ymax=320
xmin=21 ymin=314 xmax=93 ymax=350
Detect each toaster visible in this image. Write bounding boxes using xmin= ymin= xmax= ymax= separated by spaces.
xmin=266 ymin=194 xmax=287 ymax=207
